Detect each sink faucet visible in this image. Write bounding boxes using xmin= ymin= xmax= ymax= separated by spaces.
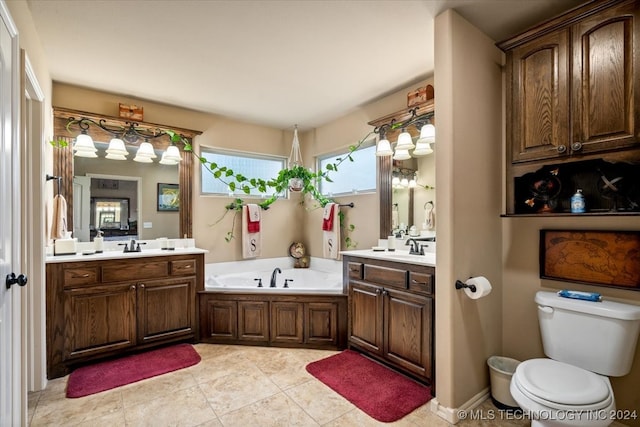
xmin=406 ymin=238 xmax=424 ymax=255
xmin=270 ymin=267 xmax=281 ymax=288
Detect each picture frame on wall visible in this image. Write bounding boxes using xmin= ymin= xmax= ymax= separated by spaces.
xmin=157 ymin=183 xmax=179 ymax=211
xmin=540 ymin=229 xmax=640 ymax=290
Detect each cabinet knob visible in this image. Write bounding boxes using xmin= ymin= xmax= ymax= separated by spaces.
xmin=556 ymin=144 xmax=567 ymax=153
xmin=375 ymin=288 xmax=382 ymax=295
xmin=140 ymin=284 xmax=145 ymax=289
xmin=130 ymin=285 xmax=136 ymax=291
xmin=571 ymin=142 xmax=583 ymax=152
xmin=382 ymin=290 xmax=389 ymax=296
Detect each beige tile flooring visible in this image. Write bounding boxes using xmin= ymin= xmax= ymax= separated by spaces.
xmin=29 ymin=344 xmax=528 ymax=426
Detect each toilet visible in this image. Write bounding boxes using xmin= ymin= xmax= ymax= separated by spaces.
xmin=510 ymin=291 xmax=640 ymax=427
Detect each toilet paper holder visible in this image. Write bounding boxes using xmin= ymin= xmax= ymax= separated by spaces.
xmin=455 ymin=279 xmax=476 ymax=293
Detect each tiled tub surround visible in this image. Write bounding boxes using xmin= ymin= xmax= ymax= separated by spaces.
xmin=200 ymin=257 xmax=347 ymax=349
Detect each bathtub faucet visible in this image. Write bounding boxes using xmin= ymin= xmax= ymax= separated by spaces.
xmin=270 ymin=267 xmax=281 ymax=288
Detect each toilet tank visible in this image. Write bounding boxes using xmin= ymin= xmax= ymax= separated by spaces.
xmin=535 ymin=291 xmax=640 ymax=376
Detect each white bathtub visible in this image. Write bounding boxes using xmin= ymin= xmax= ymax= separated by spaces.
xmin=204 ymin=257 xmax=344 ymax=294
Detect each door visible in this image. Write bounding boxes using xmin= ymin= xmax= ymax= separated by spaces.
xmin=270 ymin=301 xmax=303 ymax=344
xmin=63 ymin=283 xmax=137 ymax=360
xmin=72 ymin=176 xmax=91 ymax=242
xmin=0 ymin=2 xmax=22 ymax=424
xmin=384 ymin=288 xmax=432 ymax=379
xmin=348 ymin=281 xmax=383 ymax=354
xmin=137 ymin=277 xmax=195 ymax=344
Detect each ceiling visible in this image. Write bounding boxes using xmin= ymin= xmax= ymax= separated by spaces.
xmin=27 ymin=0 xmax=583 ymax=130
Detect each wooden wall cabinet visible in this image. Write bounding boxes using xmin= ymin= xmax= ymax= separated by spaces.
xmin=46 ymin=253 xmax=204 ymax=379
xmin=199 ymin=293 xmax=347 ymax=349
xmin=344 ymin=256 xmax=434 ymax=384
xmin=500 ymin=0 xmax=640 ymax=214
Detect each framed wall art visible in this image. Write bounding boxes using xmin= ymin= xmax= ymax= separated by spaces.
xmin=540 ymin=229 xmax=640 ymax=290
xmin=157 ymin=183 xmax=179 ymax=211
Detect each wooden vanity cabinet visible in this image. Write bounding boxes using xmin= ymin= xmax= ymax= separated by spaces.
xmin=46 ymin=253 xmax=204 ymax=379
xmin=345 ymin=256 xmax=434 ymax=384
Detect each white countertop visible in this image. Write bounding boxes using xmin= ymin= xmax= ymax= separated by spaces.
xmin=46 ymin=247 xmax=208 ymax=264
xmin=341 ymin=249 xmax=436 ymax=267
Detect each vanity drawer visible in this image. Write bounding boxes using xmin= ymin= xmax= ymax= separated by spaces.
xmin=408 ymin=271 xmax=434 ymax=295
xmin=102 ymin=261 xmax=169 ymax=282
xmin=364 ymin=264 xmax=407 ymax=289
xmin=171 ymin=259 xmax=196 ymax=276
xmin=347 ymin=262 xmax=363 ymax=280
xmin=63 ymin=267 xmax=99 ymax=287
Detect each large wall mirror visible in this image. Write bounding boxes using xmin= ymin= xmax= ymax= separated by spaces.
xmin=52 ymin=107 xmax=201 ymax=242
xmin=371 ymin=102 xmax=435 ymax=239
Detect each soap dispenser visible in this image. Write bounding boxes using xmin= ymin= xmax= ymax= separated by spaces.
xmin=94 ymin=230 xmax=104 ymax=253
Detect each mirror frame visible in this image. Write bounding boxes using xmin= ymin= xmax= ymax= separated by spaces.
xmin=52 ymin=107 xmax=202 ymax=239
xmin=370 ymin=101 xmax=434 ymax=239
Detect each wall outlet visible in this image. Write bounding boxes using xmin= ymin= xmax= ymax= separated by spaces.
xmin=143 ymin=222 xmax=153 ymax=229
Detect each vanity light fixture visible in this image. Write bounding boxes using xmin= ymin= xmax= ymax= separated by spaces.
xmin=66 ymin=116 xmax=184 ymax=165
xmin=374 ymin=108 xmax=435 ymax=158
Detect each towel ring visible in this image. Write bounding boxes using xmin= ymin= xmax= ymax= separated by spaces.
xmin=424 ymin=201 xmax=433 ymax=210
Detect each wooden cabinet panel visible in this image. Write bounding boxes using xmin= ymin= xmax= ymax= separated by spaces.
xmin=384 ymin=289 xmax=433 ymax=380
xmin=349 ymin=281 xmax=383 ymax=354
xmin=306 ymin=302 xmax=338 ymax=345
xmin=63 ymin=283 xmax=136 ymax=360
xmin=102 ymin=260 xmax=169 ymax=282
xmin=408 ymin=270 xmax=434 ymax=295
xmin=62 ymin=265 xmax=99 ymax=287
xmin=171 ymin=259 xmax=196 ymax=276
xmin=238 ymin=301 xmax=269 ymax=342
xmin=363 ymin=264 xmax=407 ymax=289
xmin=572 ymin=1 xmax=640 ymax=154
xmin=201 ymin=299 xmax=237 ymax=340
xmin=271 ymin=302 xmax=303 ymax=344
xmin=509 ymin=29 xmax=570 ymax=163
xmin=347 ymin=262 xmax=363 ymax=280
xmin=137 ymin=277 xmax=195 ymax=344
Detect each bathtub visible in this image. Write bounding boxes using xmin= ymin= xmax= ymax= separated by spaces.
xmin=204 ymin=257 xmax=344 ymax=294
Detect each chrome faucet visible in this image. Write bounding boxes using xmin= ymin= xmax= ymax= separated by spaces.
xmin=270 ymin=267 xmax=281 ymax=288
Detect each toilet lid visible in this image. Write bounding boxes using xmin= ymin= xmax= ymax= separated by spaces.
xmin=515 ymin=359 xmax=611 ymax=409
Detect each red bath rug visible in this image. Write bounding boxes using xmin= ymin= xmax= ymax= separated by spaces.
xmin=66 ymin=343 xmax=201 ymax=398
xmin=306 ymin=349 xmax=432 ymax=422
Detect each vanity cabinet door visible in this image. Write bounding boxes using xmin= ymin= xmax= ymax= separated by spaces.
xmin=348 ymin=281 xmax=383 ymax=355
xmin=383 ymin=288 xmax=433 ymax=380
xmin=305 ymin=302 xmax=339 ymax=346
xmin=136 ymin=276 xmax=196 ymax=344
xmin=63 ymin=283 xmax=137 ymax=360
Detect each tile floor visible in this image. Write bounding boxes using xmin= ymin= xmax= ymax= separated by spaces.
xmin=28 ymin=344 xmax=528 ymax=426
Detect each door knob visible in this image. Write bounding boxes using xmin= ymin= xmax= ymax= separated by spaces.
xmin=6 ymin=273 xmax=28 ymax=289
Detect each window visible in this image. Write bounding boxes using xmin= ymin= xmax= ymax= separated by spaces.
xmin=317 ymin=142 xmax=377 ymax=196
xmin=200 ymin=147 xmax=286 ymax=197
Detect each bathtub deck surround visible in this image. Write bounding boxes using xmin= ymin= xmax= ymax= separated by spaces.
xmin=199 ymin=256 xmax=347 ymax=349
xmin=45 ymin=249 xmax=206 ymax=379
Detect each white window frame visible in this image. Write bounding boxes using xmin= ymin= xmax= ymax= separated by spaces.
xmin=316 ymin=139 xmax=377 ymax=197
xmin=199 ymin=146 xmax=287 ymax=199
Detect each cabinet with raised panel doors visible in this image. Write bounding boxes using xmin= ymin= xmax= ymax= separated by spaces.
xmin=344 ymin=255 xmax=434 ymax=385
xmin=46 ymin=253 xmax=204 ymax=379
xmin=499 ymin=0 xmax=640 ymax=215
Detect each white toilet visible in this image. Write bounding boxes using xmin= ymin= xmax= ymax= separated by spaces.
xmin=510 ymin=291 xmax=640 ymax=427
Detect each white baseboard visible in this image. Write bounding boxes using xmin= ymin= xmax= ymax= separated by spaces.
xmin=430 ymin=387 xmax=490 ymax=424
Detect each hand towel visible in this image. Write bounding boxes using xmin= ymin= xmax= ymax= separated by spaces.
xmin=322 ymin=203 xmax=334 ymax=231
xmin=247 ymin=204 xmax=261 ymax=233
xmin=426 ymin=207 xmax=435 ymax=231
xmin=50 ymin=194 xmax=68 ymax=240
xmin=322 ymin=203 xmax=341 ymax=260
xmin=242 ymin=205 xmax=261 ymax=259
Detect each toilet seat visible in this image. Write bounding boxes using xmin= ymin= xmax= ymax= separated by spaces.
xmin=513 ymin=359 xmax=612 ymax=411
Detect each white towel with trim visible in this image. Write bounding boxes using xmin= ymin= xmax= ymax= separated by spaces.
xmin=322 ymin=203 xmax=340 ymax=260
xmin=242 ymin=204 xmax=261 ymax=258
xmin=50 ymin=194 xmax=68 ymax=240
